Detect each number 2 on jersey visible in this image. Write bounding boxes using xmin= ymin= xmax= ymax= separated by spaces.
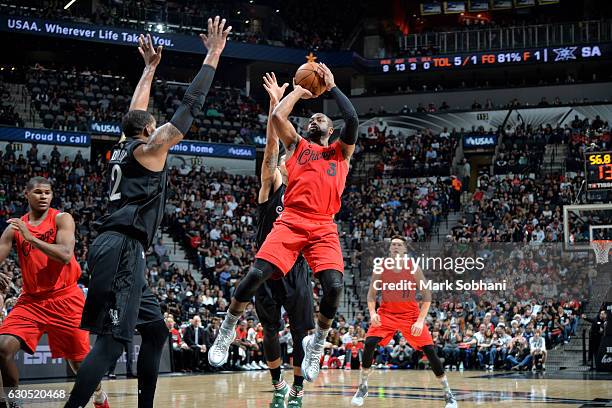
xmin=110 ymin=164 xmax=122 ymax=201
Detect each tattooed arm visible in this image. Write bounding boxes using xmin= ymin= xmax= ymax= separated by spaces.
xmin=133 ymin=16 xmax=231 ymax=172
xmin=133 ymin=122 xmax=184 ymax=171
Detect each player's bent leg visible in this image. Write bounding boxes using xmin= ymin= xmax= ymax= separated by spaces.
xmin=301 ymin=269 xmax=342 ymax=382
xmin=64 ymin=335 xmax=125 ymax=408
xmin=422 ymin=345 xmax=457 ymax=408
xmin=351 ymin=336 xmax=382 ymax=407
xmin=288 ymin=328 xmax=306 ymax=407
xmin=0 ymin=335 xmax=21 ymax=387
xmin=67 ymin=361 xmax=109 ymax=408
xmin=209 ymin=259 xmax=278 ymax=368
xmin=135 ymin=319 xmax=168 ymax=408
xmin=0 ymin=334 xmax=22 ymax=406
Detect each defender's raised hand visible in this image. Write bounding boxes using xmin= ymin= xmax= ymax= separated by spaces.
xmin=138 ymin=34 xmax=163 ymax=69
xmin=200 ymin=16 xmax=232 ymax=55
xmin=263 ymin=72 xmax=289 ymax=105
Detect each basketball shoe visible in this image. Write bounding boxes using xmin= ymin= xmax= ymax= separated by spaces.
xmin=351 ymin=383 xmax=368 ymax=406
xmin=93 ymin=390 xmax=110 ymax=408
xmin=208 ymin=325 xmax=236 ymax=367
xmin=270 ymin=378 xmax=289 ymax=408
xmin=287 ymin=385 xmax=304 ymax=407
xmin=301 ymin=335 xmax=324 ymax=382
xmin=445 ymin=391 xmax=458 ymax=408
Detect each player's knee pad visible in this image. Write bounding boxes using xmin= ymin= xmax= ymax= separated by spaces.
xmin=138 ymin=319 xmax=169 ymax=349
xmin=234 ymin=259 xmax=277 ymax=302
xmin=422 ymin=345 xmax=444 ymax=377
xmin=318 ymin=269 xmax=343 ymax=319
xmin=262 ymin=327 xmax=281 ymax=362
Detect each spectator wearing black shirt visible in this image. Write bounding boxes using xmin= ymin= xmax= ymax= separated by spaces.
xmin=582 ymin=310 xmax=608 ymax=365
xmin=183 ymin=316 xmax=209 ymax=372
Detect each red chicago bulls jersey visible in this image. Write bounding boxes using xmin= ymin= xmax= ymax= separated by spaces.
xmin=14 ymin=208 xmax=81 ymax=297
xmin=377 ymin=260 xmax=421 ymax=317
xmin=284 ymin=138 xmax=349 ymax=216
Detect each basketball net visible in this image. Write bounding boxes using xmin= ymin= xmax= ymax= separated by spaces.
xmin=590 ymin=240 xmax=612 ymax=264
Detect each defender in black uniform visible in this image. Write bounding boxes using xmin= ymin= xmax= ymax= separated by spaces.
xmin=257 ymin=73 xmax=315 ymax=408
xmin=65 ymin=18 xmax=231 ymax=408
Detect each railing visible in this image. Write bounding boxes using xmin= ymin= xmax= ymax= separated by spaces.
xmin=400 ymin=20 xmax=612 ymax=54
xmin=582 ymin=328 xmax=588 ymax=367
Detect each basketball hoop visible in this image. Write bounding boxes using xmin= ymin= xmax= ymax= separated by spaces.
xmin=590 ymin=240 xmax=612 ymax=264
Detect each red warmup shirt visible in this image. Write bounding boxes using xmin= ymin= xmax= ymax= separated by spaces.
xmin=235 ymin=327 xmax=247 ymax=341
xmin=283 ymin=138 xmax=349 ymax=216
xmin=377 ymin=260 xmax=421 ymax=318
xmin=346 ymin=342 xmax=364 ymax=357
xmin=170 ymin=328 xmax=182 ymax=345
xmin=14 ymin=208 xmax=81 ymax=297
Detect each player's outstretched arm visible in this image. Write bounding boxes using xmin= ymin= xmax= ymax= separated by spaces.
xmin=317 ymin=63 xmax=358 ymax=160
xmin=134 ymin=16 xmax=231 ymax=171
xmin=7 ymin=213 xmax=75 ymax=264
xmin=270 ymin=84 xmax=311 ymax=151
xmin=259 ymin=72 xmax=288 ymax=203
xmin=129 ymin=34 xmax=163 ymax=112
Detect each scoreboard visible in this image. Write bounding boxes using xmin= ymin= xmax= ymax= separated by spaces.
xmin=374 ymin=44 xmax=606 ymax=73
xmin=586 ymin=152 xmax=612 ymax=191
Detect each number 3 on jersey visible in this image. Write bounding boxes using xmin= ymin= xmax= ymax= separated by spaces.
xmin=110 ymin=164 xmax=122 ymax=201
xmin=327 ymin=162 xmax=337 ymax=176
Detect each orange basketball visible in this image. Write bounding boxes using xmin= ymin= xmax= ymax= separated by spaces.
xmin=294 ymin=62 xmax=326 ymax=97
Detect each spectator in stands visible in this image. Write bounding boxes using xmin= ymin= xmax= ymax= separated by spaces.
xmin=166 ymin=316 xmax=190 ymax=372
xmin=442 ymin=324 xmax=462 ymax=370
xmin=344 ymin=337 xmax=364 ymax=370
xmin=390 ymin=338 xmax=412 ymax=369
xmin=583 ymin=310 xmax=607 ymax=366
xmin=183 ymin=315 xmax=209 ymax=372
xmin=529 ymin=329 xmax=547 ymax=371
xmin=507 ymin=336 xmax=532 ymax=371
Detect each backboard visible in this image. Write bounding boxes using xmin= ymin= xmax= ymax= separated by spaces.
xmin=563 ymin=204 xmax=612 ymax=251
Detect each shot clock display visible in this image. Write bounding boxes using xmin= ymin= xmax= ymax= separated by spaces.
xmin=375 ymin=44 xmax=606 ymax=73
xmin=586 ymin=152 xmax=612 ymax=191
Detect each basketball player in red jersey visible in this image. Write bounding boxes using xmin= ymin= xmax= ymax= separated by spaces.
xmin=209 ymin=63 xmax=358 ymax=384
xmin=0 ymin=177 xmax=108 ymax=408
xmin=350 ymin=236 xmax=457 ymax=408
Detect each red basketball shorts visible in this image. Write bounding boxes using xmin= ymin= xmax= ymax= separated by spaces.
xmin=257 ymin=208 xmax=344 ymax=275
xmin=0 ymin=284 xmax=90 ymax=361
xmin=366 ymin=311 xmax=434 ymax=351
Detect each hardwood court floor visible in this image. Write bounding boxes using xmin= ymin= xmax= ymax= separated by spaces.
xmin=23 ymin=368 xmax=612 ymax=407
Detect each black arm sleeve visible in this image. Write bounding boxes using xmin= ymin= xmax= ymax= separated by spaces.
xmin=330 ymin=86 xmax=358 ymax=145
xmin=170 ymin=64 xmax=216 ymax=135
